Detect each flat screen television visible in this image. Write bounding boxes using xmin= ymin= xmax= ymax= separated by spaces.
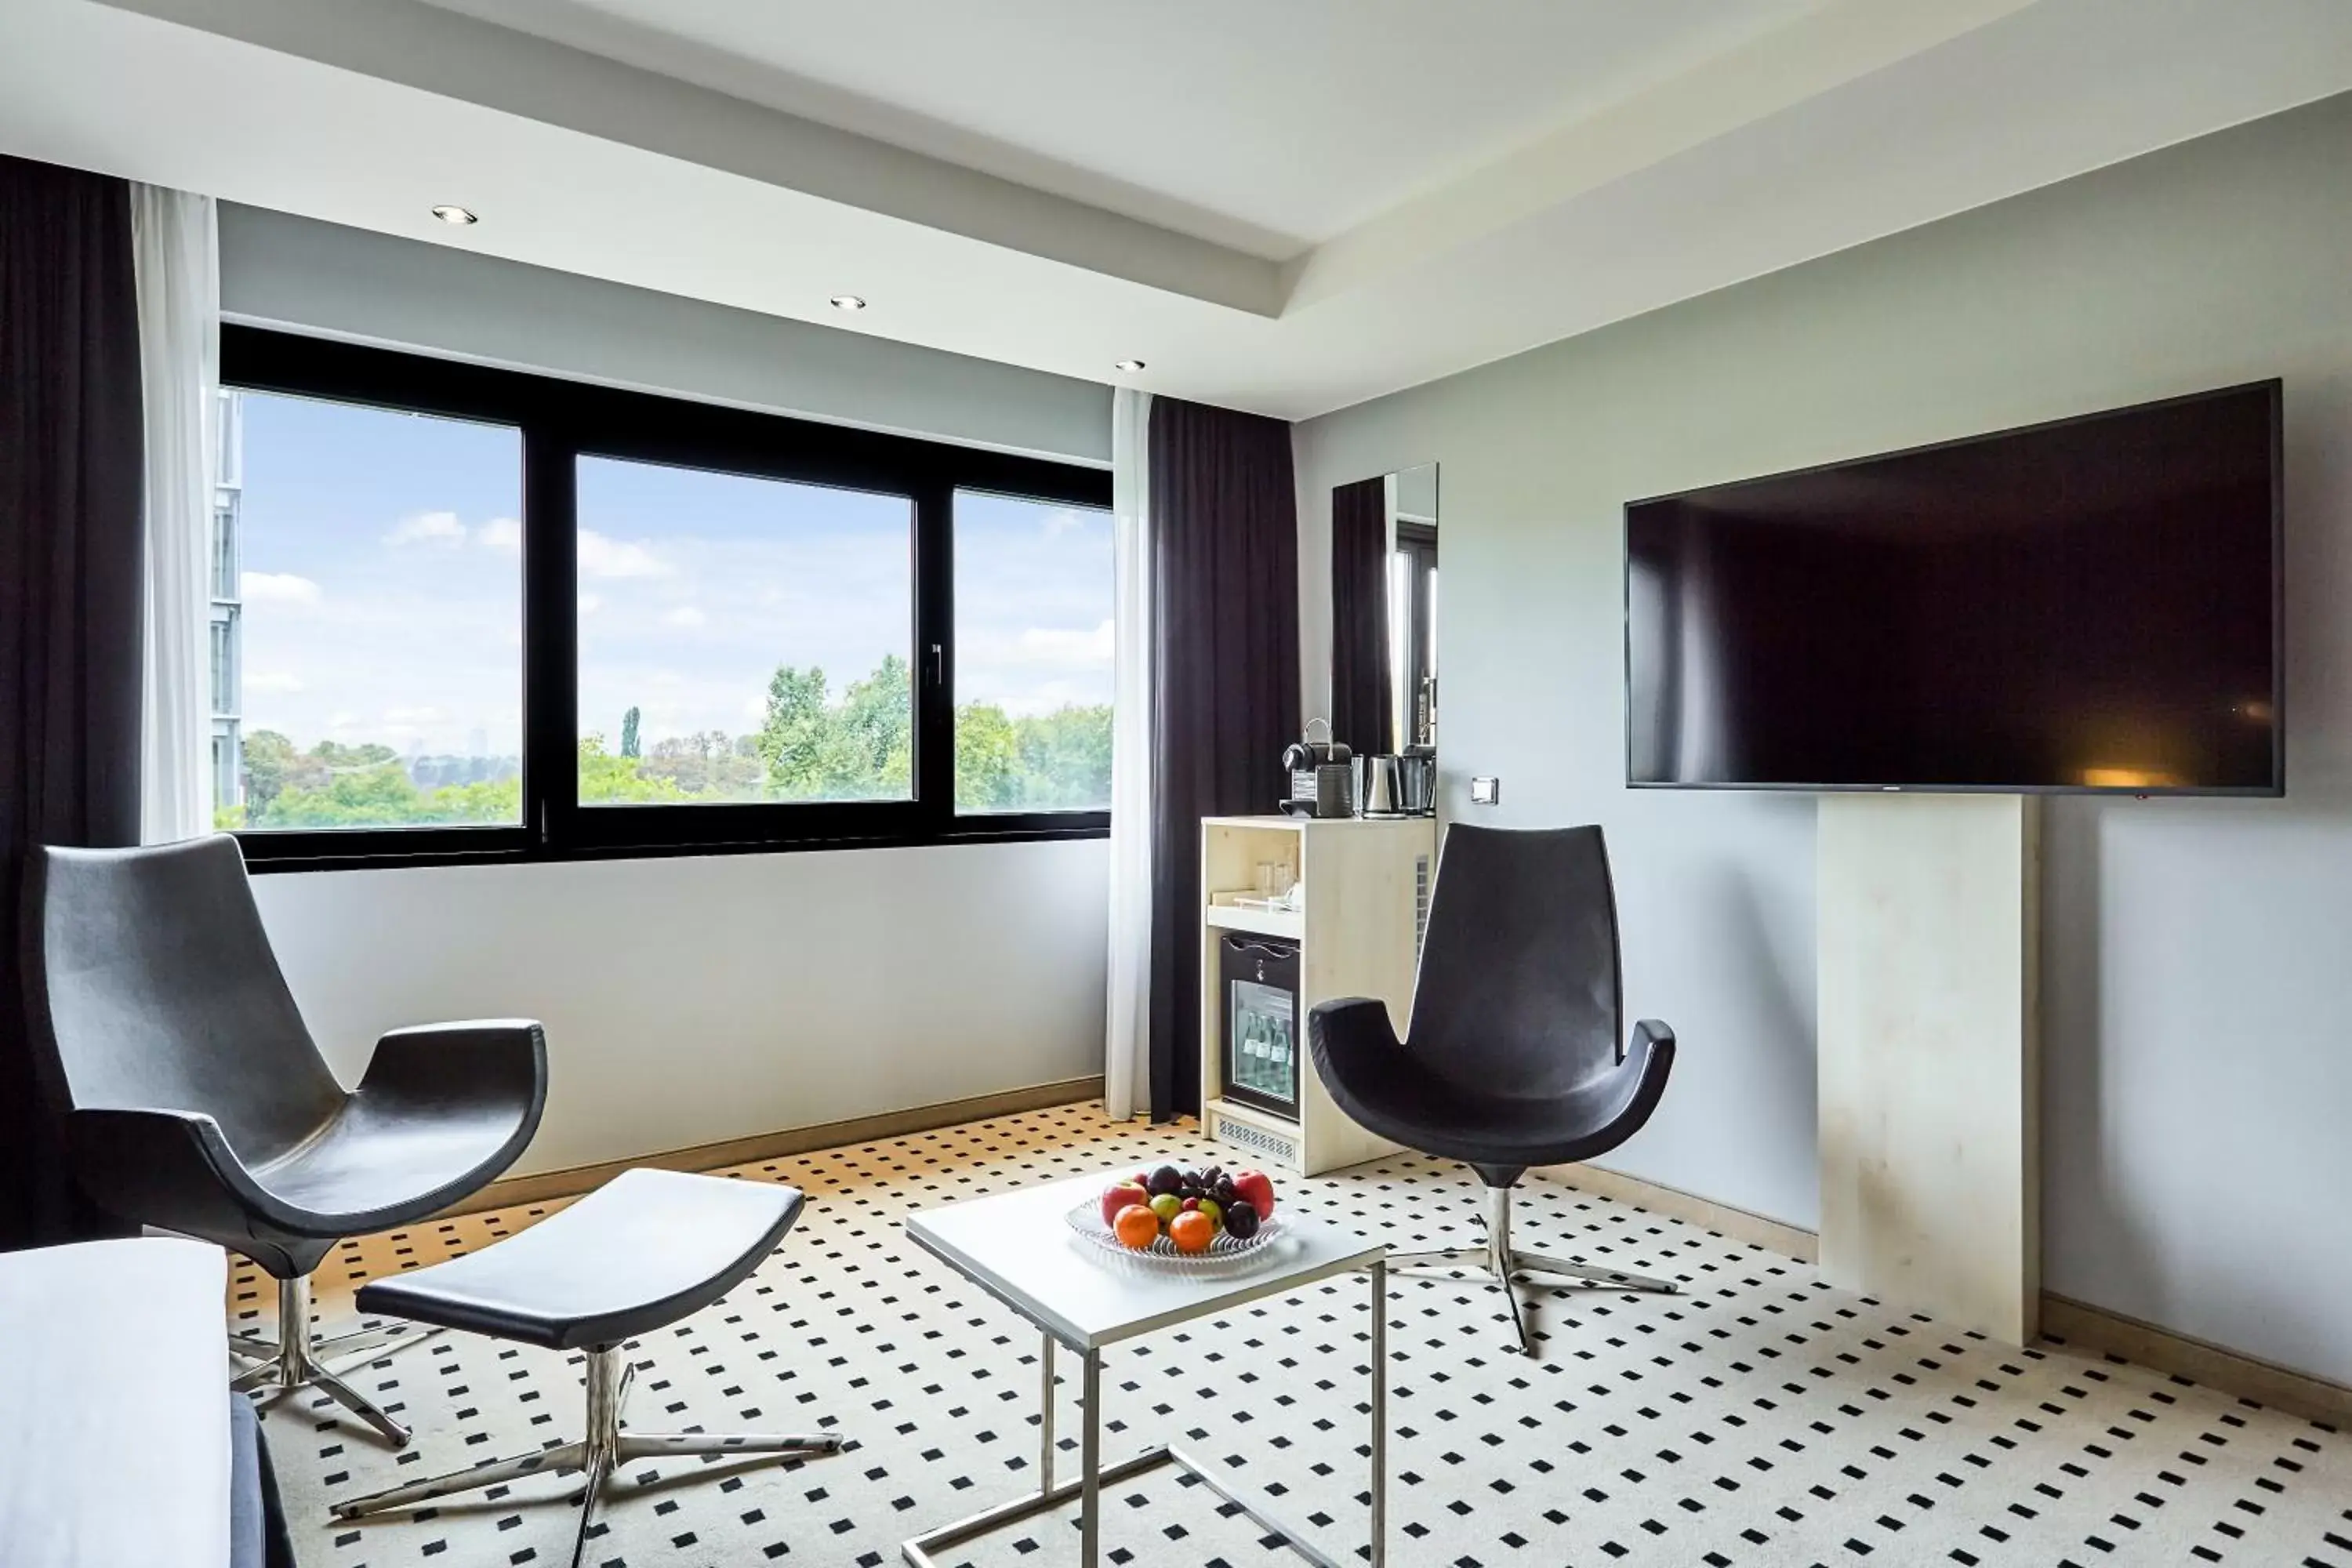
xmin=1624 ymin=381 xmax=2282 ymax=795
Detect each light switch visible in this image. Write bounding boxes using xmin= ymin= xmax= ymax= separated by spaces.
xmin=1470 ymin=775 xmax=1501 ymax=805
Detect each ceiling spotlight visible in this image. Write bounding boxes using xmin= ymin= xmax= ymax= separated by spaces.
xmin=430 ymin=204 xmax=478 ymax=226
xmin=1113 ymin=359 xmax=1147 ymax=372
xmin=829 ymin=294 xmax=868 ymax=311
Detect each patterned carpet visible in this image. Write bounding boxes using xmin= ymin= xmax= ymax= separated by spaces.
xmin=234 ymin=1102 xmax=2352 ymax=1567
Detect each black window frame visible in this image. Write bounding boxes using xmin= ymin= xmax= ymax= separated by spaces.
xmin=222 ymin=325 xmax=1112 ymax=873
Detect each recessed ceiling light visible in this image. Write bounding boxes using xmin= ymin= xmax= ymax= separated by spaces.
xmin=430 ymin=204 xmax=478 ymax=226
xmin=1113 ymin=359 xmax=1147 ymax=372
xmin=829 ymin=294 xmax=868 ymax=311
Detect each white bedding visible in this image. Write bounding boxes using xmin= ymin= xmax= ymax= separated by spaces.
xmin=0 ymin=1237 xmax=229 ymax=1568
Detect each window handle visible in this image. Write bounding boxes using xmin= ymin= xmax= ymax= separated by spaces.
xmin=928 ymin=642 xmax=944 ymax=688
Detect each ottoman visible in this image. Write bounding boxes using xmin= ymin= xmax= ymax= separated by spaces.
xmin=332 ymin=1167 xmax=844 ymax=1566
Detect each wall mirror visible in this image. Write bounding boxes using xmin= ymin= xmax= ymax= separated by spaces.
xmin=1330 ymin=463 xmax=1437 ymax=757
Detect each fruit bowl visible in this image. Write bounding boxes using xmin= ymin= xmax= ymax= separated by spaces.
xmin=1065 ymin=1200 xmax=1285 ymax=1269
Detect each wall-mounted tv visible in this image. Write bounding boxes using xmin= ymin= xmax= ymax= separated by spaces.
xmin=1624 ymin=382 xmax=2282 ymax=796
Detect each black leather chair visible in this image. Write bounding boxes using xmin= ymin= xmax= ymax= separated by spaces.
xmin=1309 ymin=823 xmax=1678 ymax=1354
xmin=24 ymin=835 xmax=548 ymax=1445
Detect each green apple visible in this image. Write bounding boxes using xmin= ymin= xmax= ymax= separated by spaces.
xmin=1193 ymin=1198 xmax=1222 ymax=1230
xmin=1148 ymin=1192 xmax=1183 ymax=1225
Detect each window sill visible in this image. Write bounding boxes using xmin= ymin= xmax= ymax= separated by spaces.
xmin=238 ymin=816 xmax=1109 ymax=875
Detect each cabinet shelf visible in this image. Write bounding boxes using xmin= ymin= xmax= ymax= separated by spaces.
xmin=1203 ymin=903 xmax=1304 ymax=940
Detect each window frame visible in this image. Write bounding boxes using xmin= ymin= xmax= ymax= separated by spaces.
xmin=222 ymin=325 xmax=1112 ymax=873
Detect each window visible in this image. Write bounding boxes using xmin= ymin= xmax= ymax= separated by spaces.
xmin=953 ymin=491 xmax=1113 ymax=812
xmin=1392 ymin=521 xmax=1438 ymax=750
xmin=574 ymin=458 xmax=915 ymax=808
xmin=209 ymin=614 xmax=236 ymax=717
xmin=219 ymin=326 xmax=1110 ymax=869
xmin=208 ymin=383 xmax=524 ymax=835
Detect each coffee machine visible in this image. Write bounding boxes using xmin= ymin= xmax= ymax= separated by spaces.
xmin=1280 ymin=719 xmax=1354 ymax=818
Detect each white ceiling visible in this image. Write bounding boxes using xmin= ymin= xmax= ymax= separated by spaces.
xmin=4 ymin=0 xmax=2350 ymax=420
xmin=413 ymin=0 xmax=1824 ymax=255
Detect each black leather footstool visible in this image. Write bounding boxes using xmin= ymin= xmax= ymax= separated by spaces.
xmin=332 ymin=1167 xmax=844 ymax=1566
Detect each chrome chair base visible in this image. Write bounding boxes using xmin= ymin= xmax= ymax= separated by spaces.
xmin=230 ymin=1273 xmax=440 ymax=1446
xmin=1390 ymin=1185 xmax=1680 ymax=1356
xmin=334 ymin=1344 xmax=844 ymax=1568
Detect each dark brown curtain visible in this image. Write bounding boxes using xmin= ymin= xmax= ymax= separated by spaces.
xmin=1328 ymin=475 xmax=1389 ymax=756
xmin=0 ymin=155 xmax=146 ymax=1249
xmin=1146 ymin=398 xmax=1298 ymax=1121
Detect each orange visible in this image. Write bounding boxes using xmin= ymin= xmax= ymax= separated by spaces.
xmin=1113 ymin=1203 xmax=1160 ymax=1250
xmin=1167 ymin=1210 xmax=1214 ymax=1254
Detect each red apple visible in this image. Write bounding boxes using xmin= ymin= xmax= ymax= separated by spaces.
xmin=1101 ymin=1181 xmax=1150 ymax=1228
xmin=1232 ymin=1168 xmax=1276 ymax=1219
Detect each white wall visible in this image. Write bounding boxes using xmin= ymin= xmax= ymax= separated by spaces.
xmin=219 ymin=203 xmax=1112 ymax=465
xmin=252 ymin=841 xmax=1107 ymax=1178
xmin=1294 ymin=91 xmax=2352 ymax=1385
xmin=222 ymin=208 xmax=1114 ymax=1178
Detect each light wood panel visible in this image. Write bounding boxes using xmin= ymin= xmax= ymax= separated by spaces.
xmin=1817 ymin=793 xmax=2041 ymax=1345
xmin=1199 ymin=815 xmax=1433 ymax=1174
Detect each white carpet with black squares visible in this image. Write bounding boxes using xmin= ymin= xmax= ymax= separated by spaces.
xmin=232 ymin=1104 xmax=2351 ymax=1568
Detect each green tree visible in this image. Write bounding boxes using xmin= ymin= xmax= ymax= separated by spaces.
xmin=641 ymin=731 xmax=761 ymax=800
xmin=578 ymin=734 xmax=690 ymax=804
xmin=955 ymin=702 xmax=1020 ymax=811
xmin=241 ymin=729 xmax=299 ymax=815
xmin=753 ymin=659 xmax=912 ymax=802
xmin=835 ymin=655 xmax=913 ymax=798
xmin=753 ymin=665 xmax=847 ymax=800
xmin=619 ymin=706 xmax=641 ymax=759
xmin=263 ymin=760 xmax=426 ymax=826
xmin=427 ymin=775 xmax=524 ymax=824
xmin=1013 ymin=705 xmax=1112 ymax=809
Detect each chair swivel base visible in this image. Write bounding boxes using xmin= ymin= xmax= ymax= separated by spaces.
xmin=1389 ymin=1185 xmax=1679 ymax=1356
xmin=334 ymin=1344 xmax=845 ymax=1568
xmin=229 ymin=1273 xmax=440 ymax=1447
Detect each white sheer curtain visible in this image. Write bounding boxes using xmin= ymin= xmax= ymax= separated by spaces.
xmin=1104 ymin=388 xmax=1154 ymax=1120
xmin=131 ymin=184 xmax=219 ymax=844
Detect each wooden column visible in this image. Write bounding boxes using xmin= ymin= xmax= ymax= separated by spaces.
xmin=1817 ymin=793 xmax=2040 ymax=1345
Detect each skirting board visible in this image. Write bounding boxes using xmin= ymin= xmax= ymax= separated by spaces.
xmin=438 ymin=1075 xmax=1107 ymax=1218
xmin=1532 ymin=1163 xmax=2350 ymax=1428
xmin=1533 ymin=1161 xmax=1819 ymax=1264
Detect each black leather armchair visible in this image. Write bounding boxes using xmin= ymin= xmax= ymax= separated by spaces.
xmin=24 ymin=835 xmax=547 ymax=1445
xmin=1309 ymin=823 xmax=1678 ymax=1353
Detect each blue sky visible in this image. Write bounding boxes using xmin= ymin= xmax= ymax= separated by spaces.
xmin=234 ymin=390 xmax=1112 ymax=758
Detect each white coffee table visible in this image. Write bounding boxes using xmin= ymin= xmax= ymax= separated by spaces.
xmin=901 ymin=1170 xmax=1388 ymax=1568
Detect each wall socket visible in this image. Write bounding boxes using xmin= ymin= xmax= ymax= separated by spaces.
xmin=1470 ymin=775 xmax=1501 ymax=805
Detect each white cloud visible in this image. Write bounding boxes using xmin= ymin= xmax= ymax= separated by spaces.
xmin=578 ymin=593 xmax=604 ymax=616
xmin=478 ymin=516 xmax=522 ymax=554
xmin=388 ymin=510 xmax=466 ymax=546
xmin=245 ymin=670 xmax=305 ymax=693
xmin=1011 ymin=619 xmax=1114 ymax=664
xmin=577 ymin=529 xmax=672 ymax=579
xmin=241 ymin=571 xmax=323 ymax=605
xmin=384 ymin=706 xmax=443 ymax=724
xmin=662 ymin=604 xmax=707 ymax=627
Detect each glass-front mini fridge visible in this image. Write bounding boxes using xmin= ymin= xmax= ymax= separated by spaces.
xmin=1220 ymin=933 xmax=1301 ymax=1120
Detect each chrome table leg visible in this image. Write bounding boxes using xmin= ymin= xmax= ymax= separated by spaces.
xmin=1080 ymin=1346 xmax=1101 ymax=1568
xmin=1040 ymin=1332 xmax=1056 ymax=1490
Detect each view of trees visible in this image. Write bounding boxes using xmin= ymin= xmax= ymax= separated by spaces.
xmin=219 ymin=655 xmax=1112 ymax=829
